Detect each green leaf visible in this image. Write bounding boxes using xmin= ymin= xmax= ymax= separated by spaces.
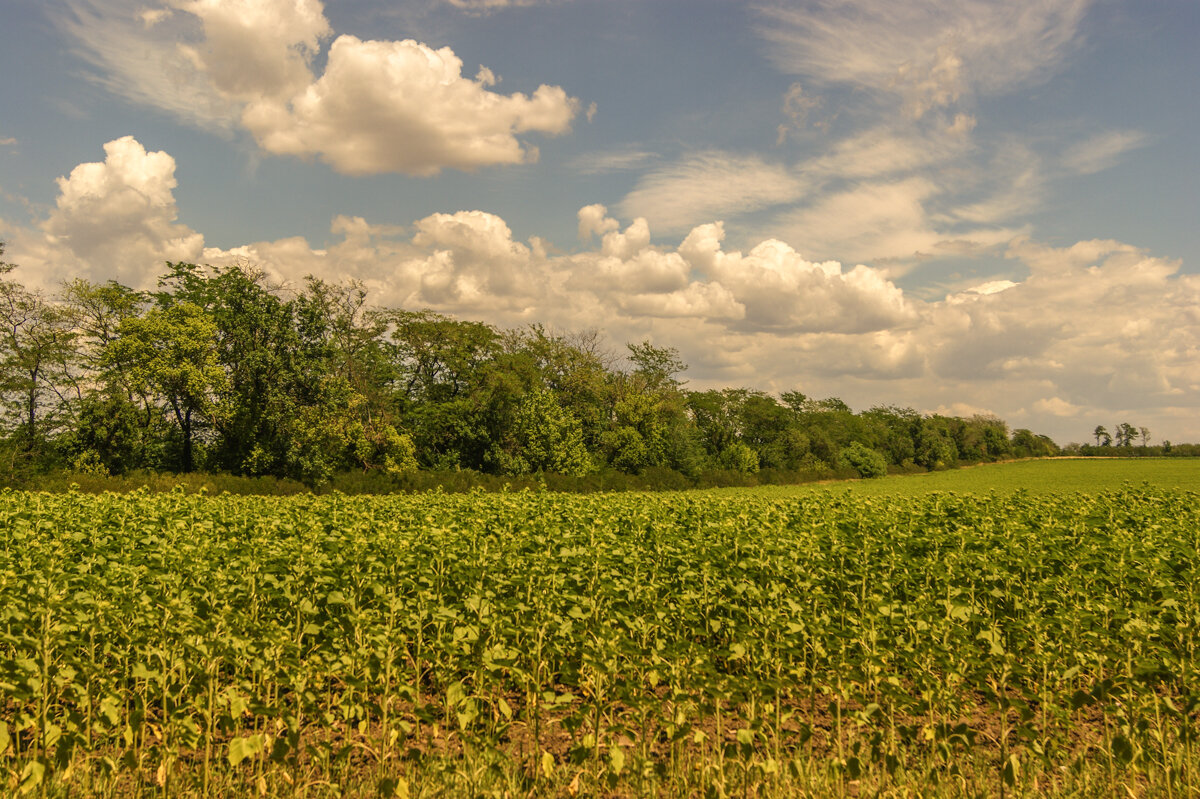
xmin=228 ymin=734 xmax=266 ymax=767
xmin=18 ymin=760 xmax=45 ymax=795
xmin=608 ymin=745 xmax=625 ymax=775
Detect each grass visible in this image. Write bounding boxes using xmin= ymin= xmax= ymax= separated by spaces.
xmin=738 ymin=457 xmax=1200 ymax=497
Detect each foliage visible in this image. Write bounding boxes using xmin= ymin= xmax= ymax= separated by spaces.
xmin=2 ymin=485 xmax=1199 ymax=796
xmin=836 ymin=440 xmax=889 ymax=477
xmin=0 ymin=255 xmax=1071 ymax=485
xmin=506 ymin=388 xmax=593 ymax=476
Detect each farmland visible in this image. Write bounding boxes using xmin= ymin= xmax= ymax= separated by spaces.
xmin=2 ymin=468 xmax=1199 ymax=796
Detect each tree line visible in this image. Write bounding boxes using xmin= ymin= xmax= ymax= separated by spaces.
xmin=0 ymin=249 xmax=1061 ymax=487
xmin=1058 ymin=424 xmax=1199 ymax=458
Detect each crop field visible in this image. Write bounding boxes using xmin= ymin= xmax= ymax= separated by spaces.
xmin=758 ymin=457 xmax=1200 ymax=497
xmin=2 ymin=477 xmax=1199 ymax=797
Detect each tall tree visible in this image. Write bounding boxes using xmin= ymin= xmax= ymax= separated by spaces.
xmin=107 ymin=302 xmax=226 ymax=472
xmin=0 ymin=249 xmax=76 ymax=450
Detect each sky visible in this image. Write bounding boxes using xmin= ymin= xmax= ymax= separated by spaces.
xmin=1 ymin=0 xmax=1198 ymax=445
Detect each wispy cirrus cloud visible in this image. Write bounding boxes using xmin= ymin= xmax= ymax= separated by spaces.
xmin=1062 ymin=130 xmax=1150 ymax=175
xmin=571 ymin=148 xmax=657 ymax=175
xmin=618 ymin=152 xmax=806 ymax=234
xmin=755 ymin=0 xmax=1092 ymax=117
xmin=443 ymin=0 xmax=570 ymax=10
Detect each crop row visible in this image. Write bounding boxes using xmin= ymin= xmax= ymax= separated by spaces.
xmin=1 ymin=486 xmax=1198 ymax=796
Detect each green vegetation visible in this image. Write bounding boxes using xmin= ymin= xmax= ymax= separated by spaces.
xmin=2 ymin=482 xmax=1198 ymax=797
xmin=746 ymin=457 xmax=1200 ymax=497
xmin=0 ymin=255 xmax=1058 ymax=490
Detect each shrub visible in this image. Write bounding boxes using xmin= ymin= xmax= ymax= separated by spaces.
xmin=838 ymin=442 xmax=889 ymax=478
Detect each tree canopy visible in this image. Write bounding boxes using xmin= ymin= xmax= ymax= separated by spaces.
xmin=0 ymin=255 xmax=1066 ymax=485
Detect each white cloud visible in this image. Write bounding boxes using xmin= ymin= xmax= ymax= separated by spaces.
xmin=572 ymin=148 xmax=656 ymax=175
xmin=1063 ymin=130 xmax=1150 ymax=175
xmin=1034 ymin=397 xmax=1082 ymax=416
xmin=757 ymin=0 xmax=1091 ymax=116
xmin=5 ymin=136 xmax=204 ymax=289
xmin=176 ymin=0 xmax=329 ymax=101
xmin=776 ymin=82 xmax=825 ymax=143
xmin=770 ymin=178 xmax=943 ymax=265
xmin=58 ymin=0 xmax=242 ymax=131
xmin=243 ymin=36 xmax=578 ymax=175
xmin=677 ymin=223 xmax=916 ymax=333
xmin=809 ymin=126 xmax=965 ymax=180
xmin=6 ymin=142 xmax=1200 ymax=443
xmin=57 ymin=0 xmax=581 ymax=175
xmin=444 ymin=0 xmax=568 ymax=10
xmin=577 ymin=204 xmax=619 ymax=241
xmin=950 ymin=142 xmax=1045 ymax=225
xmin=619 ymin=152 xmax=806 ymax=233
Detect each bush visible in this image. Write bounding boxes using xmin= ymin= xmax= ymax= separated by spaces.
xmin=837 ymin=442 xmax=889 ymax=478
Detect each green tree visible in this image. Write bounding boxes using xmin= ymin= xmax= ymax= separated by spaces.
xmin=718 ymin=441 xmax=760 ymax=474
xmin=107 ymin=302 xmax=226 ymax=472
xmin=384 ymin=309 xmax=503 ymax=469
xmin=1011 ymin=428 xmax=1059 ymax=458
xmin=627 ymin=340 xmax=687 ymax=390
xmin=1114 ymin=422 xmax=1138 ymax=448
xmin=837 ymin=441 xmax=889 ymax=478
xmin=0 ymin=251 xmax=76 ymax=452
xmin=914 ymin=417 xmax=958 ymax=469
xmin=602 ymin=341 xmax=696 ymax=474
xmin=505 ymin=388 xmax=592 ymax=476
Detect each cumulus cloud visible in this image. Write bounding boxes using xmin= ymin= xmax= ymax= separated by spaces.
xmin=619 ymin=152 xmax=806 ymax=234
xmin=56 ymin=0 xmax=581 ymax=175
xmin=5 ymin=136 xmax=204 ymax=289
xmin=677 ymin=223 xmax=915 ymax=333
xmin=176 ymin=0 xmax=329 ymax=101
xmin=920 ymin=239 xmax=1199 ymax=412
xmin=5 ymin=142 xmax=1200 ymax=443
xmin=243 ymin=36 xmax=578 ymax=175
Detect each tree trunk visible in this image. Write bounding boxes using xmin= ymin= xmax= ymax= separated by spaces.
xmin=182 ymin=406 xmax=194 ymax=473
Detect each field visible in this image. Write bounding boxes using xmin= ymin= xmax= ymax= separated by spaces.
xmin=2 ymin=461 xmax=1199 ymax=797
xmin=765 ymin=457 xmax=1200 ymax=496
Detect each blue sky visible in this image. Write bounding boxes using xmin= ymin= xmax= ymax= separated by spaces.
xmin=1 ymin=0 xmax=1197 ymax=444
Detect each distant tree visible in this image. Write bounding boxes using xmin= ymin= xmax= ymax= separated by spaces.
xmin=1094 ymin=425 xmax=1111 ymax=447
xmin=1139 ymin=426 xmax=1151 ymax=447
xmin=1114 ymin=422 xmax=1138 ymax=448
xmin=1012 ymin=429 xmax=1059 ymax=458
